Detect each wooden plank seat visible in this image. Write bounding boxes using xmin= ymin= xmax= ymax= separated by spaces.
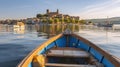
xmin=45 ymin=63 xmax=96 ymax=67
xmin=46 ymin=47 xmax=90 ymax=58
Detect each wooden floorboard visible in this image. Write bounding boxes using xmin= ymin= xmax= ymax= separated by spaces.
xmin=45 ymin=63 xmax=96 ymax=67
xmin=51 ymin=47 xmax=84 ymax=51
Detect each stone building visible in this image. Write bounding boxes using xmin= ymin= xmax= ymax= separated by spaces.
xmin=45 ymin=9 xmax=79 ymax=20
xmin=46 ymin=9 xmax=59 ymax=17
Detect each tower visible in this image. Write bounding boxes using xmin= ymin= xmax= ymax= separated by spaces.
xmin=57 ymin=9 xmax=59 ymax=14
xmin=46 ymin=9 xmax=49 ymax=14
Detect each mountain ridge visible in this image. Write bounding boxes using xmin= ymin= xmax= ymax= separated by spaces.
xmin=86 ymin=17 xmax=120 ymax=24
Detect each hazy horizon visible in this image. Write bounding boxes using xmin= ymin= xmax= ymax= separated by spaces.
xmin=1 ymin=0 xmax=120 ymax=20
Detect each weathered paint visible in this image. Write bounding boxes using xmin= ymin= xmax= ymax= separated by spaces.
xmin=17 ymin=33 xmax=63 ymax=67
xmin=77 ymin=40 xmax=90 ymax=51
xmin=55 ymin=36 xmax=66 ymax=47
xmin=71 ymin=34 xmax=120 ymax=67
xmin=62 ymin=34 xmax=118 ymax=67
xmin=102 ymin=58 xmax=114 ymax=67
xmin=69 ymin=36 xmax=78 ymax=47
xmin=45 ymin=42 xmax=55 ymax=50
xmin=38 ymin=48 xmax=45 ymax=54
xmin=28 ymin=62 xmax=32 ymax=67
xmin=18 ymin=33 xmax=120 ymax=67
xmin=89 ymin=48 xmax=103 ymax=62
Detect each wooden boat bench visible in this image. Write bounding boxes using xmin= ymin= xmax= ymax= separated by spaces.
xmin=46 ymin=47 xmax=90 ymax=58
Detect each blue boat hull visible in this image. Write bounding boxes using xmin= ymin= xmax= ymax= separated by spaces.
xmin=18 ymin=33 xmax=120 ymax=67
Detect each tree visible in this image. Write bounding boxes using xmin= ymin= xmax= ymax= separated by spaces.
xmin=79 ymin=20 xmax=86 ymax=24
xmin=54 ymin=18 xmax=60 ymax=24
xmin=42 ymin=19 xmax=47 ymax=23
xmin=88 ymin=21 xmax=93 ymax=25
xmin=43 ymin=14 xmax=48 ymax=17
xmin=48 ymin=18 xmax=54 ymax=24
xmin=75 ymin=19 xmax=79 ymax=23
xmin=71 ymin=18 xmax=75 ymax=23
xmin=60 ymin=18 xmax=64 ymax=24
xmin=64 ymin=18 xmax=70 ymax=23
xmin=36 ymin=14 xmax=43 ymax=18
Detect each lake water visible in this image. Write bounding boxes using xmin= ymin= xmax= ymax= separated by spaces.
xmin=0 ymin=24 xmax=120 ymax=67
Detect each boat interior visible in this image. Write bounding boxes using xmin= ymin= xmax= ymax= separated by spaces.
xmin=32 ymin=47 xmax=104 ymax=67
xmin=18 ymin=33 xmax=120 ymax=67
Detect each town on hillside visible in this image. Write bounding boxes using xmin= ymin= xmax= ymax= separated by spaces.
xmin=1 ymin=9 xmax=120 ymax=29
xmin=36 ymin=9 xmax=80 ymax=24
xmin=0 ymin=9 xmax=87 ymax=25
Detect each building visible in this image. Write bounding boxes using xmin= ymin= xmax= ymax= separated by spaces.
xmin=46 ymin=9 xmax=59 ymax=18
xmin=112 ymin=24 xmax=120 ymax=31
xmin=37 ymin=9 xmax=80 ymax=21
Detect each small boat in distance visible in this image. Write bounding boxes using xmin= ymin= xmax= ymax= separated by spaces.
xmin=17 ymin=30 xmax=120 ymax=67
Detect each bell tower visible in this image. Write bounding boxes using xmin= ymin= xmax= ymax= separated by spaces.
xmin=57 ymin=9 xmax=59 ymax=14
xmin=46 ymin=9 xmax=49 ymax=14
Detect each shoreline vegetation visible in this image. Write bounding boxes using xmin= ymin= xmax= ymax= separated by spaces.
xmin=0 ymin=18 xmax=91 ymax=25
xmin=0 ymin=19 xmax=87 ymax=25
xmin=36 ymin=15 xmax=87 ymax=25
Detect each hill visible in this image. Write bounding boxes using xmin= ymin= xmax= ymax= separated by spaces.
xmin=86 ymin=17 xmax=120 ymax=24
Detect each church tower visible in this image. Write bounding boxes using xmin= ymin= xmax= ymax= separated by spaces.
xmin=46 ymin=9 xmax=49 ymax=14
xmin=57 ymin=9 xmax=59 ymax=14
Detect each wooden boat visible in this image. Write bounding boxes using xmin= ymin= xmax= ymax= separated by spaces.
xmin=17 ymin=30 xmax=120 ymax=67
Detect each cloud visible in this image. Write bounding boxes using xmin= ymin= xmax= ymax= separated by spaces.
xmin=77 ymin=0 xmax=120 ymax=19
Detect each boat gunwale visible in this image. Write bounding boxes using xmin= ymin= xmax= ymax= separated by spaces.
xmin=71 ymin=33 xmax=120 ymax=67
xmin=17 ymin=33 xmax=63 ymax=67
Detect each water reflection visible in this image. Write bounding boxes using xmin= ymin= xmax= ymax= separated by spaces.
xmin=13 ymin=22 xmax=25 ymax=34
xmin=35 ymin=24 xmax=80 ymax=38
xmin=0 ymin=24 xmax=13 ymax=32
xmin=0 ymin=24 xmax=115 ymax=38
xmin=13 ymin=26 xmax=25 ymax=34
xmin=0 ymin=24 xmax=80 ymax=38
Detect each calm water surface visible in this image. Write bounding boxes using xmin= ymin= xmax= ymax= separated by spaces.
xmin=0 ymin=24 xmax=120 ymax=67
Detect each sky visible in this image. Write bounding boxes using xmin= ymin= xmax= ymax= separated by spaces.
xmin=0 ymin=0 xmax=120 ymax=20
